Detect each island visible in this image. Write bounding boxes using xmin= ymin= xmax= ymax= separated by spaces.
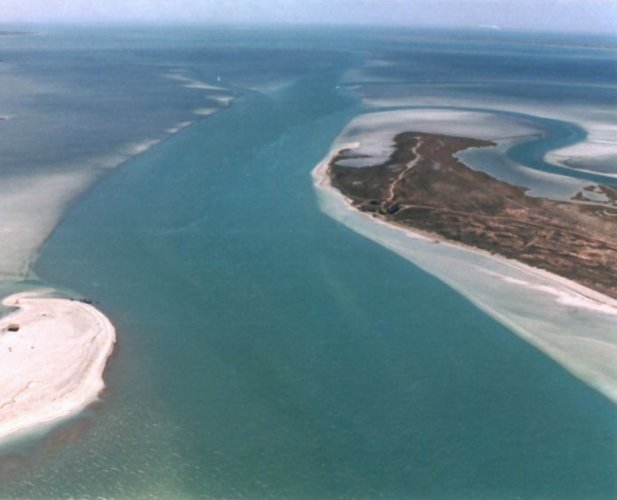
xmin=0 ymin=292 xmax=116 ymax=442
xmin=327 ymin=131 xmax=617 ymax=299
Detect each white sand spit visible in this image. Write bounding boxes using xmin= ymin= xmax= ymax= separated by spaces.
xmin=0 ymin=291 xmax=116 ymax=442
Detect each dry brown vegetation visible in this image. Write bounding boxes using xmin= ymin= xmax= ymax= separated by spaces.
xmin=329 ymin=132 xmax=617 ymax=299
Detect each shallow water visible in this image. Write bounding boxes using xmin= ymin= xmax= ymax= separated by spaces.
xmin=0 ymin=26 xmax=615 ymax=498
xmin=349 ymin=29 xmax=617 ymax=177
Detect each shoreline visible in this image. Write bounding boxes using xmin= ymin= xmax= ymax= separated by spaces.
xmin=0 ymin=291 xmax=116 ymax=443
xmin=313 ymin=148 xmax=617 ymax=309
xmin=328 ymin=130 xmax=617 ymax=298
xmin=312 ymin=146 xmax=617 ymax=403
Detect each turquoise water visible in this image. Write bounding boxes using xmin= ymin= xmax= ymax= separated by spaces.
xmin=0 ymin=26 xmax=615 ymax=498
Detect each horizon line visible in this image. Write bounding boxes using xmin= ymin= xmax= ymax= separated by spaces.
xmin=1 ymin=20 xmax=616 ymax=37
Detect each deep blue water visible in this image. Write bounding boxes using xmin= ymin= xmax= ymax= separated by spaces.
xmin=0 ymin=26 xmax=615 ymax=498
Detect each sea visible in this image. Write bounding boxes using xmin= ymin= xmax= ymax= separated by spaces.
xmin=0 ymin=25 xmax=615 ymax=499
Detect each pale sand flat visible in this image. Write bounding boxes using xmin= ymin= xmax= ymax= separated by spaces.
xmin=0 ymin=291 xmax=116 ymax=442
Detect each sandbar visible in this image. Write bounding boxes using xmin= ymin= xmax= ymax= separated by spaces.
xmin=0 ymin=291 xmax=116 ymax=442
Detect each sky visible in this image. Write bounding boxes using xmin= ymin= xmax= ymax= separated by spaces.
xmin=1 ymin=0 xmax=616 ymax=33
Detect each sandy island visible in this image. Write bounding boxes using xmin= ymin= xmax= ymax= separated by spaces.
xmin=313 ymin=133 xmax=617 ymax=402
xmin=0 ymin=291 xmax=116 ymax=443
xmin=328 ymin=131 xmax=617 ymax=299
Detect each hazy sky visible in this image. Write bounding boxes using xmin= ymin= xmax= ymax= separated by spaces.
xmin=2 ymin=0 xmax=616 ymax=33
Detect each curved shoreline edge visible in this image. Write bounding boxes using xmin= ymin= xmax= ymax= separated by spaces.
xmin=312 ymin=144 xmax=617 ymax=404
xmin=0 ymin=291 xmax=116 ymax=443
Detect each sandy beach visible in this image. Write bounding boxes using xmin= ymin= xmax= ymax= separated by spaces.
xmin=0 ymin=291 xmax=116 ymax=443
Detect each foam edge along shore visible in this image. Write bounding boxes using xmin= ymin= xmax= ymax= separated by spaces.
xmin=312 ymin=143 xmax=617 ymax=404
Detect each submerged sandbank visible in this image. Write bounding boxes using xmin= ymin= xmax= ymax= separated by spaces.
xmin=0 ymin=291 xmax=116 ymax=443
xmin=312 ymin=120 xmax=617 ymax=403
xmin=0 ymin=61 xmax=233 ymax=283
